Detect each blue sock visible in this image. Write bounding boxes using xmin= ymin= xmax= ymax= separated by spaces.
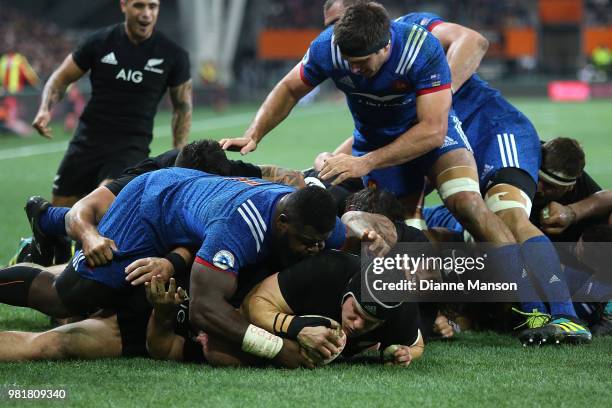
xmin=521 ymin=235 xmax=576 ymax=318
xmin=38 ymin=207 xmax=69 ymax=237
xmin=604 ymin=301 xmax=612 ymax=315
xmin=562 ymin=265 xmax=592 ymax=294
xmin=574 ymin=276 xmax=612 ymax=302
xmin=487 ymin=244 xmax=546 ymax=313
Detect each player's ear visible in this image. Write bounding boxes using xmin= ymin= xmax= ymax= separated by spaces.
xmin=120 ymin=0 xmax=128 ymax=13
xmin=276 ymin=213 xmax=290 ymax=233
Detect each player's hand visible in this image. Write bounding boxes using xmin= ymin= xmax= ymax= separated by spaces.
xmin=341 ymin=211 xmax=397 ymax=257
xmin=82 ymin=232 xmax=117 ymax=267
xmin=382 ymin=345 xmax=412 ymax=367
xmin=540 ymin=201 xmax=576 ymax=235
xmin=32 ymin=110 xmax=53 ymax=139
xmin=297 ymin=322 xmax=345 ymax=362
xmin=272 ymin=339 xmax=316 ymax=369
xmin=433 ymin=313 xmax=455 ymax=339
xmin=319 ymin=153 xmax=371 ymax=185
xmin=125 ymin=257 xmax=174 ymax=286
xmin=145 ymin=276 xmax=186 ymax=313
xmin=219 ymin=137 xmax=257 ymax=155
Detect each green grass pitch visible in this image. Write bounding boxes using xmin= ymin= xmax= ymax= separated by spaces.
xmin=0 ymin=99 xmax=611 ymax=407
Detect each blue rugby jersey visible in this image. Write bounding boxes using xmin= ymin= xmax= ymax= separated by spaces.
xmin=300 ymin=21 xmax=452 ymax=151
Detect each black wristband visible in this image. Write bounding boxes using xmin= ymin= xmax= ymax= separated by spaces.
xmin=164 ymin=252 xmax=188 ymax=277
xmin=286 ymin=316 xmax=333 ymax=340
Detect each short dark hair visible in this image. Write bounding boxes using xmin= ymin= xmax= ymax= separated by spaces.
xmin=541 ymin=138 xmax=585 ymax=178
xmin=334 ymin=2 xmax=390 ymax=57
xmin=344 ymin=187 xmax=405 ymax=221
xmin=175 ymin=139 xmax=232 ymax=176
xmin=284 ymin=186 xmax=337 ymax=233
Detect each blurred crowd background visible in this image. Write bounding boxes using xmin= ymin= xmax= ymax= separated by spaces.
xmin=1 ymin=0 xmax=611 ymax=135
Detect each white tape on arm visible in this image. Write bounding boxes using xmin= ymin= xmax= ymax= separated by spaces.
xmin=242 ymin=324 xmax=284 ymax=359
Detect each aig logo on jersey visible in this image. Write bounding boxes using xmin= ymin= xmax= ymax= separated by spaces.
xmin=116 ymin=69 xmax=143 ymax=83
xmin=213 ymin=250 xmax=235 ymax=271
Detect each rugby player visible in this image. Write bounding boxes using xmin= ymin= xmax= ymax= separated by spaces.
xmin=220 ymin=2 xmax=517 ymax=248
xmin=321 ymin=1 xmax=593 ymax=345
xmin=31 ymin=0 xmax=192 ymax=209
xmin=424 ymin=138 xmax=610 ymax=342
xmin=2 ymin=166 xmax=408 ymax=365
xmin=0 ymin=252 xmax=422 ymax=368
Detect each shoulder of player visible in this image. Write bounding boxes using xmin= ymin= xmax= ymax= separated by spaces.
xmin=152 ymin=29 xmax=189 ymax=56
xmin=78 ymin=23 xmax=121 ymax=46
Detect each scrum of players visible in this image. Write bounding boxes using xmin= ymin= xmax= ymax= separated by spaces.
xmin=0 ymin=0 xmax=611 ymax=368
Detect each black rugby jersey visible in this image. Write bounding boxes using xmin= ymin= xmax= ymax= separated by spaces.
xmin=72 ymin=23 xmax=190 ymax=142
xmin=531 ymin=171 xmax=603 ymax=242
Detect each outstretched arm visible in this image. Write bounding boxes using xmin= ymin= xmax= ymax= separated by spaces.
xmin=169 ymin=79 xmax=193 ymax=149
xmin=430 ymin=22 xmax=489 ymax=92
xmin=220 ymin=64 xmax=314 ymax=155
xmin=259 ymin=165 xmax=306 ymax=188
xmin=32 ymin=55 xmax=85 ymax=138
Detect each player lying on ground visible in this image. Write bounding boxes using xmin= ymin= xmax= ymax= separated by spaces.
xmin=19 ymin=139 xmax=306 ymax=267
xmin=0 ymin=252 xmax=421 ymax=368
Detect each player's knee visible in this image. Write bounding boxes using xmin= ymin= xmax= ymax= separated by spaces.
xmin=445 ymin=191 xmax=487 ymax=224
xmin=31 ymin=331 xmax=71 ymax=360
xmin=484 ymin=168 xmax=536 ymax=217
xmin=484 ymin=184 xmax=532 ymax=217
xmin=436 ymin=166 xmax=480 ymax=202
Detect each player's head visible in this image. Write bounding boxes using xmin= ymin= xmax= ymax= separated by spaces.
xmin=341 ymin=274 xmax=401 ymax=338
xmin=323 ymin=0 xmax=368 ymax=27
xmin=536 ymin=137 xmax=585 ymax=203
xmin=175 ymin=140 xmax=233 ymax=176
xmin=344 ymin=187 xmax=405 ymax=221
xmin=333 ymin=2 xmax=391 ymax=78
xmin=120 ymin=0 xmax=160 ymax=42
xmin=273 ymin=186 xmax=337 ymax=261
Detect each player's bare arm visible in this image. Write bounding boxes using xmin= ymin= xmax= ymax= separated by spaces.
xmin=169 ymin=79 xmax=193 ymax=149
xmin=259 ymin=165 xmax=306 ymax=188
xmin=341 ymin=211 xmax=397 ymax=257
xmin=32 ymin=55 xmax=85 ymax=139
xmin=430 ymin=22 xmax=489 ymax=92
xmin=319 ymin=90 xmax=451 ymax=185
xmin=220 ymin=64 xmax=314 ymax=155
xmin=65 ymin=186 xmax=118 ymax=266
xmin=242 ymin=273 xmax=343 ymax=363
xmin=190 ymin=263 xmax=313 ymax=368
xmin=145 ymin=276 xmax=187 ymax=361
xmin=541 ymin=190 xmax=612 ymax=234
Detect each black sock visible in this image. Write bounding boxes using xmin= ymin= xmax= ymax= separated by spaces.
xmin=0 ymin=265 xmax=42 ymax=307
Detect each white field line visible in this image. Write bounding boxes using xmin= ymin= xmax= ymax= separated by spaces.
xmin=0 ymin=104 xmax=345 ymax=161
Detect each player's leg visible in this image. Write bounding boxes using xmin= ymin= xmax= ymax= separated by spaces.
xmin=95 ymin=145 xmax=148 ymax=189
xmin=0 ymin=263 xmax=72 ymax=317
xmin=477 ymin=117 xmax=589 ymax=344
xmin=0 ymin=313 xmax=122 ymax=361
xmin=429 ymin=148 xmax=514 ymax=243
xmin=24 ymin=196 xmax=70 ymax=266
